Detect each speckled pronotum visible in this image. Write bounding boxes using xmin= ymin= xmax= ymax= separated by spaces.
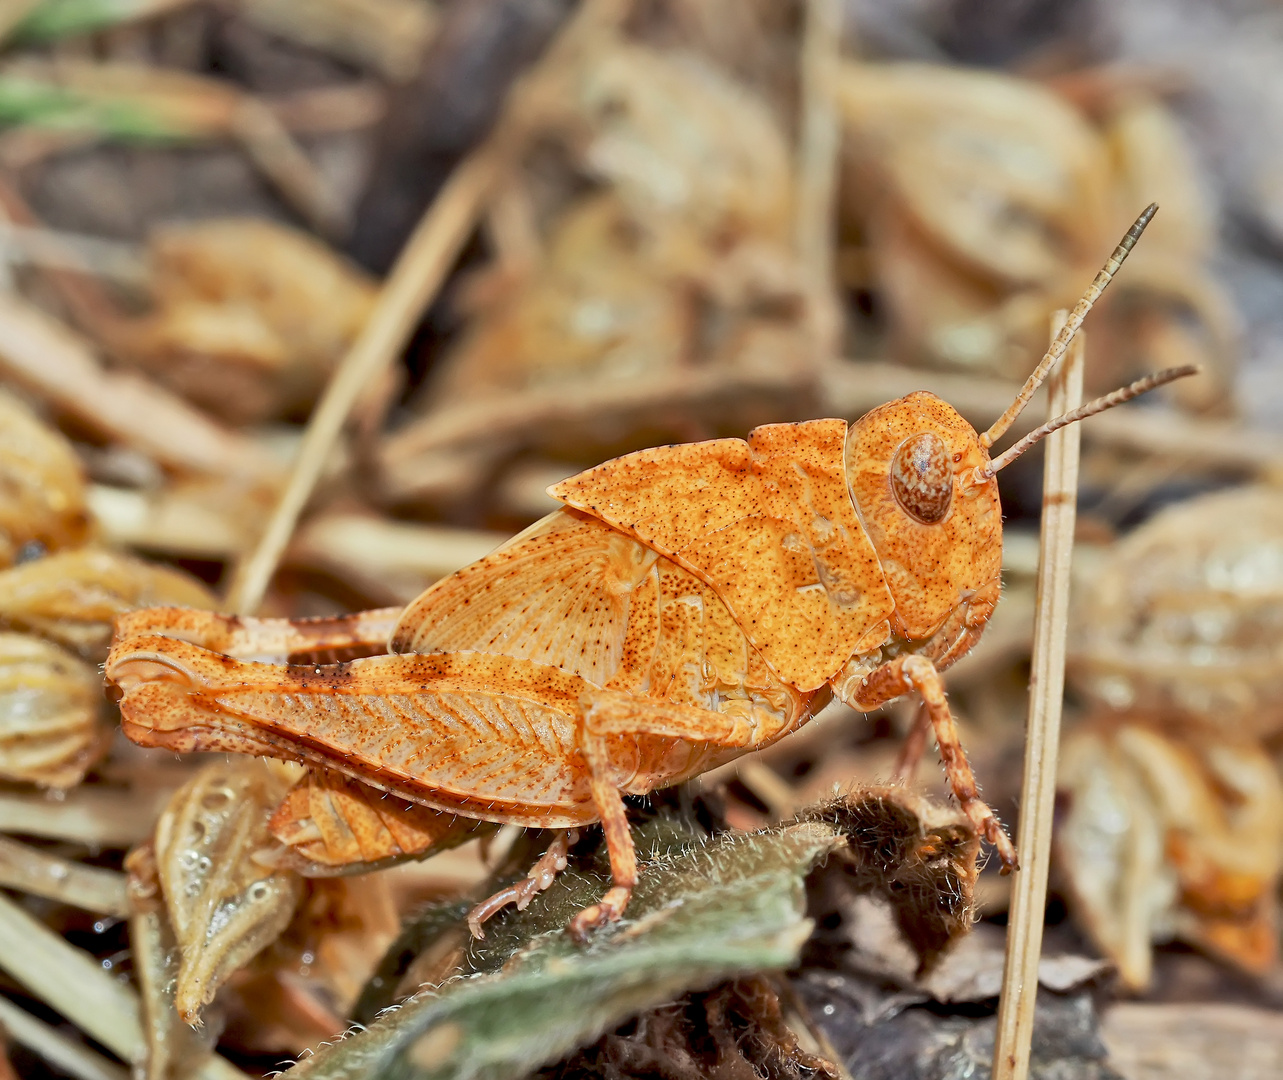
xmin=105 ymin=207 xmax=1195 ymax=940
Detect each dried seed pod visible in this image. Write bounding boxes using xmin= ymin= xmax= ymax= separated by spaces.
xmin=839 ymin=61 xmax=1110 ymax=288
xmin=108 ymin=218 xmax=377 ymax=424
xmin=1071 ymin=486 xmax=1283 ymax=734
xmin=269 ymin=767 xmax=497 ymax=874
xmin=1057 ymin=715 xmax=1283 ymax=989
xmin=0 ymin=388 xmax=91 ymax=565
xmin=0 ymin=632 xmax=105 ymax=788
xmin=0 ymin=547 xmax=215 ymax=659
xmin=125 ymin=843 xmax=220 ymax=1080
xmin=152 ymin=759 xmax=304 ymax=1024
xmin=431 ymin=194 xmax=697 ymax=402
xmin=570 ymin=43 xmax=794 ymax=242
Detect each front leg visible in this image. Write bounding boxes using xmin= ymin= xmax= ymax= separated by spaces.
xmin=849 ymin=654 xmax=1017 ymax=872
xmin=570 ymin=690 xmax=767 ymax=939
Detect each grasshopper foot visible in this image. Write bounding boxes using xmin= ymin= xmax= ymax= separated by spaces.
xmin=568 ymin=886 xmax=631 ymax=943
xmin=986 ymin=816 xmax=1019 ymax=875
xmin=468 ymin=830 xmax=577 ymax=939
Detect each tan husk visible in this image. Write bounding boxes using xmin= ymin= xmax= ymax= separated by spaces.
xmin=0 ymin=547 xmax=216 ymax=658
xmin=0 ymin=632 xmax=106 ymax=788
xmin=150 ymin=759 xmax=304 ymax=1025
xmin=104 ymin=219 xmax=377 ymax=425
xmin=1057 ymin=714 xmax=1283 ymax=989
xmin=1071 ymin=486 xmax=1283 ymax=734
xmin=0 ymin=388 xmax=92 ymax=566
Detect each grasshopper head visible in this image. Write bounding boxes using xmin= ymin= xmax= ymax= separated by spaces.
xmin=845 ymin=393 xmax=1001 ymax=642
xmin=845 ymin=205 xmax=1201 ymax=652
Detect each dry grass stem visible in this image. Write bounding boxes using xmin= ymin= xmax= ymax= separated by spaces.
xmin=0 ymin=835 xmax=129 ymax=916
xmin=87 ymin=484 xmax=252 ymax=559
xmin=224 ymin=141 xmax=506 ymax=613
xmin=289 ymin=514 xmax=505 ymax=601
xmin=0 ymin=995 xmax=128 ymax=1080
xmin=0 ymin=787 xmax=174 ymax=846
xmin=231 ymin=99 xmax=347 ymax=238
xmin=378 ymin=363 xmax=814 ymax=501
xmin=992 ymin=312 xmax=1085 ymax=1080
xmin=0 ymin=890 xmax=143 ymax=1062
xmin=796 ymin=0 xmax=843 ymax=357
xmin=0 ymin=223 xmax=147 ymax=284
xmin=824 ymin=360 xmax=1283 ymax=475
xmin=226 ymin=0 xmax=629 ymax=613
xmin=0 ymin=894 xmax=249 ymax=1079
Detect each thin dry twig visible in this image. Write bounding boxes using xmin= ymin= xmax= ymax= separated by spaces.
xmin=0 ymin=835 xmax=129 ymax=917
xmin=992 ymin=313 xmax=1085 ymax=1080
xmin=223 ymin=142 xmax=507 ymax=613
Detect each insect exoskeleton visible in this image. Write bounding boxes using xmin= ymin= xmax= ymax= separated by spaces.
xmin=104 ymin=205 xmax=1197 ymax=939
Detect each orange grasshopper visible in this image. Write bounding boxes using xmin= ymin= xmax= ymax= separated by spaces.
xmin=106 ymin=206 xmax=1195 ymax=940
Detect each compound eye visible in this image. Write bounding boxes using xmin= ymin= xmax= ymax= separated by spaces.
xmin=890 ymin=432 xmax=953 ymax=524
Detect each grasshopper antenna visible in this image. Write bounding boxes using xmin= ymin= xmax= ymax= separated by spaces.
xmin=976 ymin=364 xmax=1200 ymax=479
xmin=980 ymin=203 xmax=1158 ymax=451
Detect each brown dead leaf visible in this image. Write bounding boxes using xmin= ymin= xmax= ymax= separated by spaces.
xmin=795 ymin=784 xmax=980 ymax=974
xmin=1057 ymin=714 xmax=1283 ymax=989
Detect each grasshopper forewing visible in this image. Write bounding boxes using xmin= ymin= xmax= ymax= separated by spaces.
xmin=106 ymin=207 xmax=1198 ymax=939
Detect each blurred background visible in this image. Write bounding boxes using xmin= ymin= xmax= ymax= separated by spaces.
xmin=0 ymin=0 xmax=1281 ymax=1077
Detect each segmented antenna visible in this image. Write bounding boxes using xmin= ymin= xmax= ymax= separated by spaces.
xmin=977 ymin=364 xmax=1199 ymax=479
xmin=980 ymin=204 xmax=1159 ymax=450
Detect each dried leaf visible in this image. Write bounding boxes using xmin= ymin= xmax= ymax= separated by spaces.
xmin=0 ymin=387 xmax=91 ymax=565
xmin=1071 ymin=486 xmax=1283 ymax=734
xmin=839 ymin=61 xmax=1109 ymax=288
xmin=152 ymin=759 xmax=305 ymax=1024
xmin=1057 ymin=715 xmax=1283 ymax=989
xmin=0 ymin=547 xmax=215 ymax=658
xmin=106 ymin=219 xmax=377 ymax=424
xmin=0 ymin=631 xmax=105 ymax=787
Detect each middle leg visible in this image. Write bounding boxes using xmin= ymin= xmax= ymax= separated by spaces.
xmin=570 ymin=690 xmax=776 ymax=939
